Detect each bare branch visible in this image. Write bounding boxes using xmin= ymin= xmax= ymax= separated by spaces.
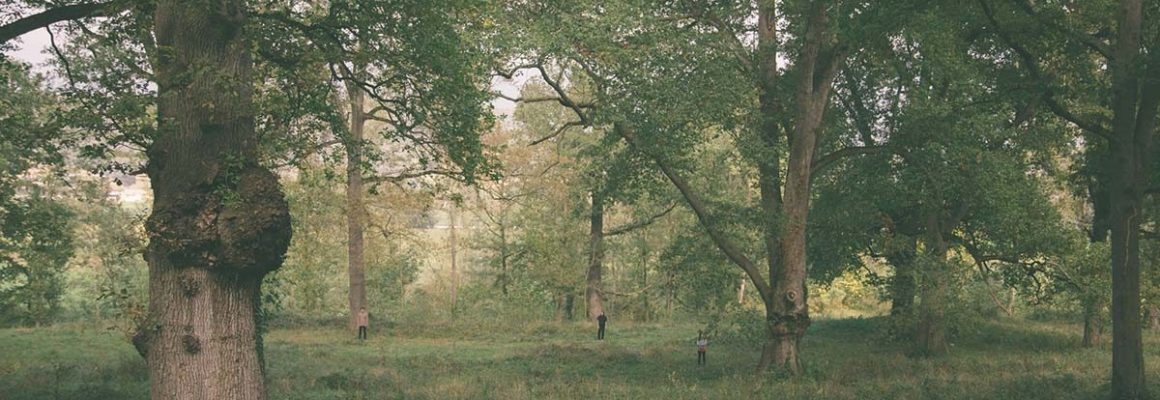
xmin=530 ymin=121 xmax=583 ymax=146
xmin=604 ymin=203 xmax=677 ymax=237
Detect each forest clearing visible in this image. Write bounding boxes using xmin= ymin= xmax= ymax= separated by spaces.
xmin=3 ymin=0 xmax=1159 ymax=399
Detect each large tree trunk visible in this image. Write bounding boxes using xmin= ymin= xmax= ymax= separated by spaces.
xmin=753 ymin=0 xmax=791 ymax=375
xmin=888 ymin=238 xmax=918 ymax=317
xmin=916 ymin=214 xmax=951 ymax=356
xmin=140 ymin=1 xmax=292 ymax=399
xmin=343 ymin=80 xmax=368 ymax=331
xmin=1108 ymin=0 xmax=1156 ymax=397
xmin=586 ymin=190 xmax=605 ymax=320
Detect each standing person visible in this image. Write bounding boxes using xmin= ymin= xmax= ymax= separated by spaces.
xmin=596 ymin=313 xmax=608 ymax=340
xmin=357 ymin=307 xmax=369 ymax=341
xmin=696 ymin=331 xmax=708 ymax=366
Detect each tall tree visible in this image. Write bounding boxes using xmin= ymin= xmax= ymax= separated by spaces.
xmin=499 ymin=0 xmax=922 ymax=373
xmin=979 ymin=0 xmax=1159 ymax=395
xmin=253 ymin=0 xmax=495 ymax=329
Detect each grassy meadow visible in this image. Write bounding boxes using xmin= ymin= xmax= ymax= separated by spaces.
xmin=3 ymin=318 xmax=1160 ymax=400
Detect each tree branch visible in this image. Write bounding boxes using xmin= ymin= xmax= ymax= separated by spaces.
xmin=604 ymin=203 xmax=676 ymax=237
xmin=977 ymin=0 xmax=1114 ymax=141
xmin=0 ymin=2 xmax=120 ymax=44
xmin=615 ymin=123 xmax=771 ymax=301
xmin=530 ymin=121 xmax=583 ymax=145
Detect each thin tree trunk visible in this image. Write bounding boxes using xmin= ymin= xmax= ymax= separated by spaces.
xmin=1083 ymin=299 xmax=1104 ymax=347
xmin=139 ymin=1 xmax=292 ymax=398
xmin=640 ymin=243 xmax=650 ymax=322
xmin=586 ymin=190 xmax=605 ymax=320
xmin=449 ymin=206 xmax=458 ymax=312
xmin=343 ymin=79 xmax=367 ymax=331
xmin=499 ymin=224 xmax=509 ymax=295
xmin=738 ymin=277 xmax=747 ymax=305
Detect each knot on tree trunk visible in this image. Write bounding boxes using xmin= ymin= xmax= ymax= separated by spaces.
xmin=146 ymin=166 xmax=291 ymax=277
xmin=766 ymin=312 xmax=811 ymax=338
xmin=181 ymin=334 xmax=201 ymax=354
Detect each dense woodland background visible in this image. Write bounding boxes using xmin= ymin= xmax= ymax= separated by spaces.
xmin=1 ymin=0 xmax=1159 ymax=399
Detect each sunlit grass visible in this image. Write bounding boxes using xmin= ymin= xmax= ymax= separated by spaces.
xmin=3 ymin=318 xmax=1160 ymax=399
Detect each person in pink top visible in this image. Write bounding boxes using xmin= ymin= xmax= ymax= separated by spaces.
xmin=356 ymin=307 xmax=369 ymax=340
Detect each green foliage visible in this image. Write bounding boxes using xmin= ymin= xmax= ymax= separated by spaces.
xmin=0 ymin=195 xmax=74 ymax=326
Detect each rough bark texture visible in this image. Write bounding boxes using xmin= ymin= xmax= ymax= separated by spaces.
xmin=1082 ymin=298 xmax=1104 ymax=348
xmin=344 ymin=80 xmax=368 ymax=331
xmin=1108 ymin=0 xmax=1155 ymax=397
xmin=141 ymin=1 xmax=292 ymax=398
xmin=586 ymin=190 xmax=605 ymax=321
xmin=916 ymin=214 xmax=950 ymax=356
xmin=1083 ymin=191 xmax=1108 ymax=349
xmin=755 ymin=1 xmax=842 ymax=374
xmin=888 ymin=238 xmax=918 ymax=317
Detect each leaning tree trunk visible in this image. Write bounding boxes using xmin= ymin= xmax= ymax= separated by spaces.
xmin=343 ymin=79 xmax=368 ymax=331
xmin=138 ymin=1 xmax=292 ymax=399
xmin=586 ymin=189 xmax=605 ymax=321
xmin=916 ymin=214 xmax=951 ymax=356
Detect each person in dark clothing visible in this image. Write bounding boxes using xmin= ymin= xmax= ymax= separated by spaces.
xmin=597 ymin=313 xmax=608 ymax=340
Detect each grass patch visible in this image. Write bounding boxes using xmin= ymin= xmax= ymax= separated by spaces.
xmin=3 ymin=318 xmax=1160 ymax=399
